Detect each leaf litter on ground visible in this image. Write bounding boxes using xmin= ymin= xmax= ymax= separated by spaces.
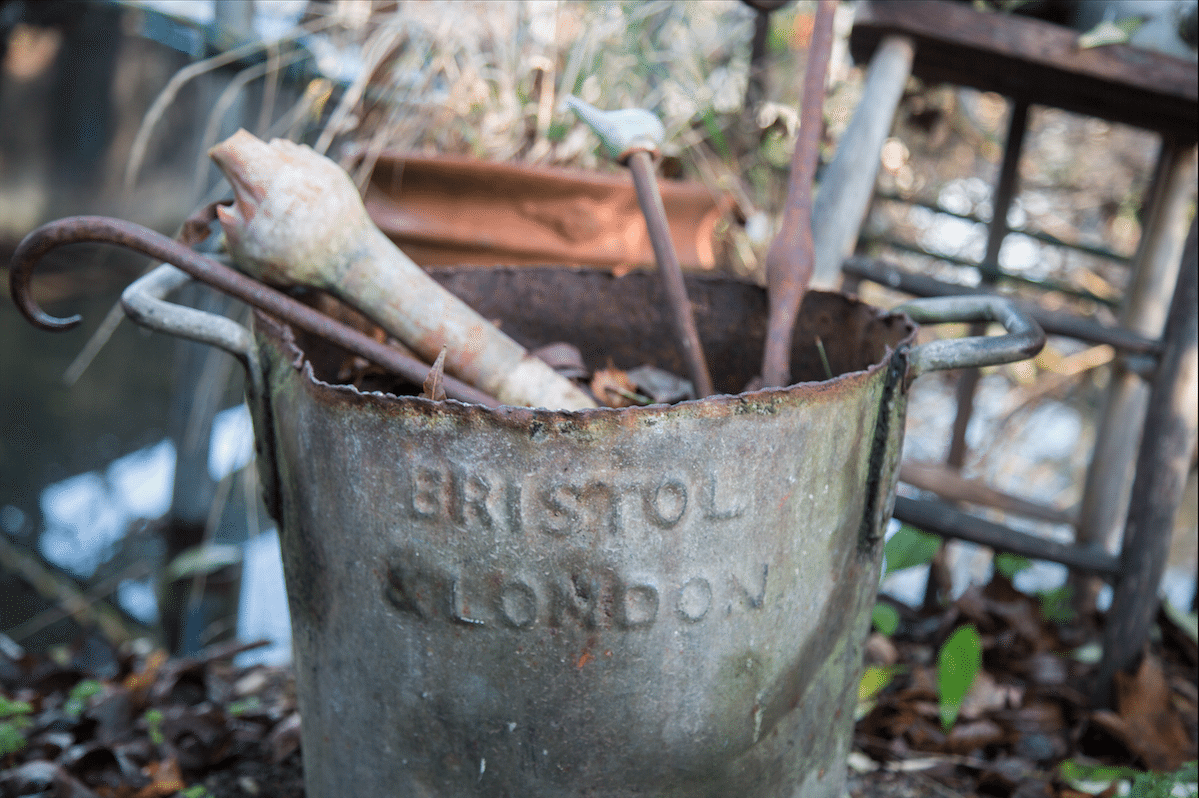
xmin=852 ymin=571 xmax=1198 ymax=798
xmin=4 ymin=568 xmax=1193 ymax=797
xmin=0 ymin=638 xmax=304 ymax=798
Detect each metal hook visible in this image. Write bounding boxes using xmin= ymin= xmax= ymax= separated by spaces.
xmin=8 ymin=215 xmax=500 ymax=406
xmin=9 ymin=216 xmax=214 ymax=331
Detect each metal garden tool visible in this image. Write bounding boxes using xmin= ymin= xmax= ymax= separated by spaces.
xmin=207 ymin=130 xmax=597 ymax=411
xmin=759 ymin=0 xmax=837 ymax=389
xmin=565 ymin=96 xmax=715 ymax=398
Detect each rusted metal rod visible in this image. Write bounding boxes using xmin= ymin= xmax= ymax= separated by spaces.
xmin=760 ymin=0 xmax=837 ymax=388
xmin=742 ymin=1 xmax=793 ymax=127
xmin=565 ymin=95 xmax=714 ymax=398
xmin=8 ymin=216 xmax=500 ymax=407
xmin=627 ymin=150 xmax=715 ymax=398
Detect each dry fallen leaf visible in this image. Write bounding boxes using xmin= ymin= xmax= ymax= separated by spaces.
xmin=944 ymin=718 xmax=1005 ymax=754
xmin=123 ymin=649 xmax=168 ymax=703
xmin=1106 ymin=652 xmax=1196 ymax=771
xmin=530 ymin=342 xmax=589 ymax=379
xmin=627 ymin=364 xmax=695 ymax=404
xmin=269 ymin=712 xmax=303 ymax=764
xmin=958 ymin=670 xmax=1023 ymax=721
xmin=864 ymin=632 xmax=899 ymax=666
xmin=421 ymin=347 xmax=447 ymax=401
xmin=134 ymin=757 xmax=184 ymax=798
xmin=590 ymin=362 xmax=644 ymax=408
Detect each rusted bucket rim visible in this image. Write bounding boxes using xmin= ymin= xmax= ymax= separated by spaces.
xmin=256 ymin=290 xmax=918 ymax=427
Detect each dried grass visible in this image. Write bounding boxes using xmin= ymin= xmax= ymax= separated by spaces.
xmin=295 ymin=1 xmax=762 ymax=173
xmin=122 ymin=0 xmax=807 ymax=278
xmin=124 ymin=14 xmax=339 ymax=189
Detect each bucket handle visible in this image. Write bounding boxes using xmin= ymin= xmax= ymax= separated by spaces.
xmin=122 ymin=263 xmax=281 ymax=517
xmin=121 ymin=263 xmax=264 ymax=397
xmin=894 ymin=295 xmax=1045 ymax=378
xmin=121 ymin=269 xmax=1045 ymax=386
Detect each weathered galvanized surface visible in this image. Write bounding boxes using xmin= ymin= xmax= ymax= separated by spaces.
xmin=251 ymin=268 xmax=916 ymax=797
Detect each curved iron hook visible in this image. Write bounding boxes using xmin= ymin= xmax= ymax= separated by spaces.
xmin=10 ymin=216 xmax=222 ymax=331
xmin=8 ymin=215 xmax=500 ymax=406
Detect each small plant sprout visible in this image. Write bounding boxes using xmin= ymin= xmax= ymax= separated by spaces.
xmin=938 ymin=624 xmax=982 ymax=730
xmin=883 ymin=524 xmax=941 ymax=576
xmin=0 ymin=695 xmax=33 ymax=756
xmin=871 ymin=603 xmax=900 ymax=636
xmin=144 ymin=708 xmax=165 ymax=746
xmin=63 ymin=680 xmax=103 ymax=721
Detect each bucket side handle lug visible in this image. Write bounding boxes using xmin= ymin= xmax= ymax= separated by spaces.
xmin=894 ymin=295 xmax=1045 ymax=379
xmin=122 ymin=263 xmax=281 ymax=518
xmin=122 ymin=263 xmax=260 ymax=385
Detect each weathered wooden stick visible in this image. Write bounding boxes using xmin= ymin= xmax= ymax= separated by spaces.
xmin=1095 ymin=218 xmax=1198 ymax=707
xmin=209 ymin=130 xmax=596 ymax=410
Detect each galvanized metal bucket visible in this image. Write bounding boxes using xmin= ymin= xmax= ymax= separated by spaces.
xmin=123 ymin=265 xmax=1042 ymax=797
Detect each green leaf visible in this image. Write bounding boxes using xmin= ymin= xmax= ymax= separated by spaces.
xmin=858 ymin=665 xmax=901 ymax=703
xmin=0 ymin=721 xmax=28 ymax=755
xmin=1038 ymin=584 xmax=1075 ymax=624
xmin=181 ymin=787 xmax=212 ymax=798
xmin=699 ymin=108 xmax=730 ymax=160
xmin=63 ymin=679 xmax=103 ymax=720
xmin=228 ymin=696 xmax=261 ymax=717
xmin=872 ymin=603 xmax=900 ymax=637
xmin=0 ymin=696 xmax=33 ymax=720
xmin=766 ymin=12 xmax=790 ymax=56
xmin=144 ymin=708 xmax=164 ymax=746
xmin=759 ymin=129 xmax=792 ymax=169
xmin=1129 ymin=761 xmax=1199 ymax=798
xmin=993 ymin=552 xmax=1031 ymax=579
xmin=1058 ymin=759 xmax=1140 ymax=792
xmin=884 ymin=525 xmax=942 ymax=575
xmin=545 ymin=121 xmax=569 ymax=143
xmin=1055 ymin=759 xmax=1199 ymax=798
xmin=166 ymin=544 xmax=242 ymax=582
xmin=937 ymin=624 xmax=981 ymax=730
xmin=0 ymin=695 xmax=32 ymax=755
xmin=856 ymin=664 xmax=904 ymax=721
